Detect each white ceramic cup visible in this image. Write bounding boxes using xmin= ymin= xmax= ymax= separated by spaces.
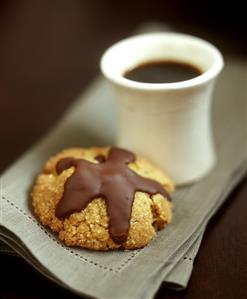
xmin=100 ymin=32 xmax=224 ymax=185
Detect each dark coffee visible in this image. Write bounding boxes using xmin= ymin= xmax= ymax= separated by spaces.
xmin=124 ymin=60 xmax=202 ymax=83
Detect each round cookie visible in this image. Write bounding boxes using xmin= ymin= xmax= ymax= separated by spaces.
xmin=32 ymin=147 xmax=174 ymax=250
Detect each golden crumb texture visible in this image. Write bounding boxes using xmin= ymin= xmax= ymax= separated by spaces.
xmin=32 ymin=147 xmax=174 ymax=250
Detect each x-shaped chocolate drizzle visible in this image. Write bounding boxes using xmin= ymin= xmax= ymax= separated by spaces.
xmin=55 ymin=147 xmax=171 ymax=244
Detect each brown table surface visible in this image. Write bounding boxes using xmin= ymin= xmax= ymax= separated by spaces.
xmin=0 ymin=1 xmax=246 ymax=299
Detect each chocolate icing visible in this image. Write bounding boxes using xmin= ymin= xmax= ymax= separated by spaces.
xmin=55 ymin=147 xmax=171 ymax=244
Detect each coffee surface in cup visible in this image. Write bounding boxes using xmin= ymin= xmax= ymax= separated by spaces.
xmin=124 ymin=60 xmax=202 ymax=83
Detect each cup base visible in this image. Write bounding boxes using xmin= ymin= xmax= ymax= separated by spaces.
xmin=173 ymin=158 xmax=216 ymax=187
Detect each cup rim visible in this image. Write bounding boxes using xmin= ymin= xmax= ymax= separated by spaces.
xmin=100 ymin=32 xmax=224 ymax=91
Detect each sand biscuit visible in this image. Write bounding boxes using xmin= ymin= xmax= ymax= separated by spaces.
xmin=32 ymin=147 xmax=174 ymax=250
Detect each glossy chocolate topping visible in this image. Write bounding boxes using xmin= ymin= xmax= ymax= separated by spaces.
xmin=55 ymin=147 xmax=171 ymax=244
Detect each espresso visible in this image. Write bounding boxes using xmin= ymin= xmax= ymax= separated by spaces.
xmin=124 ymin=60 xmax=202 ymax=83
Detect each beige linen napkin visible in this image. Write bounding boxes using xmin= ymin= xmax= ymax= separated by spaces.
xmin=0 ymin=49 xmax=246 ymax=299
xmin=0 ymin=239 xmax=16 ymax=256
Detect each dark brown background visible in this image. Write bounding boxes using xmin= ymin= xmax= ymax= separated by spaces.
xmin=0 ymin=1 xmax=246 ymax=298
